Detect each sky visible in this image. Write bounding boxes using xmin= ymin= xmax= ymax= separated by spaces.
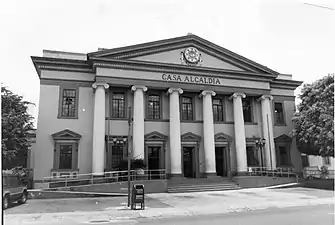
xmin=1 ymin=0 xmax=334 ymax=127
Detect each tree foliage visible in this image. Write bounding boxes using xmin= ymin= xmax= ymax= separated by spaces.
xmin=1 ymin=86 xmax=34 ymax=169
xmin=292 ymin=74 xmax=334 ymax=157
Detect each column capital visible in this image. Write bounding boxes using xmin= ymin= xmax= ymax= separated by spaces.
xmin=258 ymin=95 xmax=273 ymax=101
xmin=229 ymin=92 xmax=246 ymax=100
xmin=167 ymin=88 xmax=183 ymax=95
xmin=200 ymin=90 xmax=216 ymax=97
xmin=131 ymin=85 xmax=148 ymax=92
xmin=92 ymin=82 xmax=109 ymax=90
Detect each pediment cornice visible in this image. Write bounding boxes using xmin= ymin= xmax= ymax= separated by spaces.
xmin=88 ymin=34 xmax=279 ymax=75
xmin=51 ymin=129 xmax=82 ymax=140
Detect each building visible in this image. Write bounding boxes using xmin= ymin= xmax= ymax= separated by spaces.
xmin=31 ymin=34 xmax=303 ymax=186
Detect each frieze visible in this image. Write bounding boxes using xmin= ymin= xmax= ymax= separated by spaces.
xmin=162 ymin=73 xmax=221 ymax=85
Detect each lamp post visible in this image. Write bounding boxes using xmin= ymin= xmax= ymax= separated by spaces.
xmin=255 ymin=138 xmax=266 ymax=169
xmin=127 ymin=106 xmax=132 ymax=208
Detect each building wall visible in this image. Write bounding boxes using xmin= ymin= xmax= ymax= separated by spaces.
xmin=307 ymin=155 xmax=335 ymax=170
xmin=34 ymin=79 xmax=94 ymax=181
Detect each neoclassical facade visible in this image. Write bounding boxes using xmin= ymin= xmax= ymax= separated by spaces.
xmin=31 ymin=34 xmax=303 ymax=183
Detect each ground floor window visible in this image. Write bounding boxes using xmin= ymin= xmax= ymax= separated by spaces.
xmin=59 ymin=144 xmax=73 ymax=169
xmin=276 ymin=145 xmax=291 ymax=166
xmin=246 ymin=146 xmax=259 ymax=166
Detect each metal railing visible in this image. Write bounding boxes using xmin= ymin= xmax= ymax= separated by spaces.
xmin=303 ymin=166 xmax=335 ymax=180
xmin=43 ymin=169 xmax=166 ymax=189
xmin=237 ymin=167 xmax=298 ymax=181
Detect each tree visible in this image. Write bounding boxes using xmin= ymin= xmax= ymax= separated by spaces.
xmin=1 ymin=86 xmax=34 ymax=169
xmin=292 ymin=74 xmax=334 ymax=157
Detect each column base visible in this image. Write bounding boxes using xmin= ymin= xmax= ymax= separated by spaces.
xmin=168 ymin=173 xmax=184 ymax=180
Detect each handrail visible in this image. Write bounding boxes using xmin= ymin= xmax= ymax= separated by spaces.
xmin=42 ymin=169 xmax=167 ymax=189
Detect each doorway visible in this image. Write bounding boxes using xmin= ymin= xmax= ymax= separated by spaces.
xmin=183 ymin=146 xmax=196 ymax=178
xmin=147 ymin=146 xmax=162 ymax=179
xmin=215 ymin=146 xmax=229 ymax=177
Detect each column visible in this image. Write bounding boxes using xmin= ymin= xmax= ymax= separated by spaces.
xmin=168 ymin=88 xmax=183 ymax=177
xmin=230 ymin=93 xmax=248 ymax=173
xmin=92 ymin=82 xmax=109 ymax=175
xmin=259 ymin=95 xmax=276 ymax=170
xmin=131 ymin=86 xmax=147 ymax=159
xmin=200 ymin=90 xmax=217 ymax=176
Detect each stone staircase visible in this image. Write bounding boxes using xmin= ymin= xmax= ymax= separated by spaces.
xmin=167 ymin=178 xmax=240 ymax=193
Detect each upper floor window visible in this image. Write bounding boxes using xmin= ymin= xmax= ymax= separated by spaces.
xmin=242 ymin=97 xmax=252 ymax=123
xmin=61 ymin=89 xmax=77 ymax=117
xmin=181 ymin=96 xmax=193 ymax=120
xmin=147 ymin=94 xmax=161 ymax=119
xmin=112 ymin=92 xmax=125 ymax=118
xmin=213 ymin=98 xmax=224 ymax=122
xmin=274 ymin=102 xmax=285 ymax=125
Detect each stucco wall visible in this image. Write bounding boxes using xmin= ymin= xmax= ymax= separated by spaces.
xmin=34 ymin=83 xmax=94 ymax=181
xmin=131 ymin=48 xmax=245 ymax=71
xmin=307 ymin=155 xmax=335 ymax=170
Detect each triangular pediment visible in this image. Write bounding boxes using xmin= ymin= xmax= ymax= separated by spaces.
xmin=145 ymin=131 xmax=168 ymax=141
xmin=88 ymin=34 xmax=279 ymax=75
xmin=274 ymin=134 xmax=293 ymax=143
xmin=51 ymin=129 xmax=81 ymax=140
xmin=181 ymin=132 xmax=202 ymax=142
xmin=215 ymin=133 xmax=233 ymax=142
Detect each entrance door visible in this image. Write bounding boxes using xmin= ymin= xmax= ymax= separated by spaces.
xmin=147 ymin=146 xmax=162 ymax=179
xmin=183 ymin=147 xmax=195 ymax=178
xmin=215 ymin=146 xmax=229 ymax=177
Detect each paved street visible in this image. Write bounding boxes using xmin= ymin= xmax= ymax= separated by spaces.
xmin=4 ymin=204 xmax=334 ymax=225
xmin=4 ymin=187 xmax=334 ymax=225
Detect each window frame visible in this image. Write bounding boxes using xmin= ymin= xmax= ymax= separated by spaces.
xmin=273 ymin=101 xmax=286 ymax=126
xmin=58 ymin=86 xmax=79 ymax=119
xmin=213 ymin=96 xmax=225 ymax=123
xmin=180 ymin=94 xmax=195 ymax=121
xmin=146 ymin=91 xmax=162 ymax=120
xmin=53 ymin=141 xmax=79 ymax=170
xmin=110 ymin=89 xmax=128 ymax=119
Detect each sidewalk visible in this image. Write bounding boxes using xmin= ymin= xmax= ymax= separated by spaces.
xmin=4 ymin=187 xmax=334 ymax=224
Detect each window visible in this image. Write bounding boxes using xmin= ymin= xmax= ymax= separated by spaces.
xmin=112 ymin=92 xmax=125 ymax=118
xmin=274 ymin=102 xmax=285 ymax=125
xmin=278 ymin=146 xmax=290 ymax=165
xmin=213 ymin=98 xmax=224 ymax=122
xmin=323 ymin=156 xmax=330 ymax=165
xmin=181 ymin=97 xmax=193 ymax=120
xmin=59 ymin=145 xmax=73 ymax=169
xmin=242 ymin=97 xmax=252 ymax=122
xmin=147 ymin=94 xmax=161 ymax=119
xmin=246 ymin=146 xmax=259 ymax=166
xmin=111 ymin=145 xmax=124 ymax=168
xmin=61 ymin=89 xmax=77 ymax=117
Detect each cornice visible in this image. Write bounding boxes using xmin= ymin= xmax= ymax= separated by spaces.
xmin=31 ymin=56 xmax=93 ymax=77
xmin=90 ymin=57 xmax=277 ymax=82
xmin=270 ymin=79 xmax=303 ymax=90
xmin=88 ymin=34 xmax=280 ymax=75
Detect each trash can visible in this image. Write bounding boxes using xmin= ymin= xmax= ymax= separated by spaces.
xmin=131 ymin=184 xmax=145 ymax=210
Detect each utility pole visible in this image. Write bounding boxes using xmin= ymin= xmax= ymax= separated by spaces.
xmin=127 ymin=106 xmax=132 ymax=207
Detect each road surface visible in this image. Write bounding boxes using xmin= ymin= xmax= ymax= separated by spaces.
xmin=4 ymin=204 xmax=334 ymax=225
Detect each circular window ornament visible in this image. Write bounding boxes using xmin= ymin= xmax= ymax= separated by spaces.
xmin=183 ymin=47 xmax=201 ymax=64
